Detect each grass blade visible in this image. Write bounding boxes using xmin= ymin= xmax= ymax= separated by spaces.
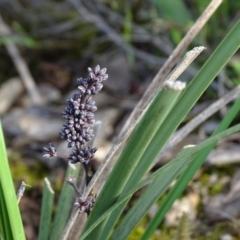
xmin=141 ymin=98 xmax=240 ymax=240
xmin=0 ymin=121 xmax=25 ymax=240
xmin=38 ymin=178 xmax=54 ymax=240
xmin=79 ymin=123 xmax=240 ymax=239
xmin=0 ymin=182 xmax=13 ymax=240
xmin=83 ymin=81 xmax=185 ymax=239
xmin=111 ymin=155 xmax=194 ymax=240
xmin=50 ymin=165 xmax=80 ymax=240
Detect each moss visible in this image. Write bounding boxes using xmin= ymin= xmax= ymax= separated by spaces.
xmin=8 ymin=150 xmax=47 ymax=186
xmin=209 ymin=183 xmax=225 ymax=196
xmin=199 ymin=173 xmax=210 ymax=185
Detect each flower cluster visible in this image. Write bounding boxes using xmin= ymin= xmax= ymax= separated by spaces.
xmin=43 ymin=65 xmax=108 ymax=213
xmin=60 ymin=65 xmax=108 ymax=152
xmin=74 ymin=194 xmax=96 ymax=215
xmin=69 ymin=146 xmax=97 ymax=165
xmin=43 ymin=143 xmax=57 ymax=158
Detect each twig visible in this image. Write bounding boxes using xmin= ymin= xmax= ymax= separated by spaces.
xmin=152 ymin=86 xmax=240 ymax=167
xmin=0 ymin=15 xmax=43 ymax=105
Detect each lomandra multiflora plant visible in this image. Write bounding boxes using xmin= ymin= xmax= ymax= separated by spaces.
xmin=43 ymin=65 xmax=108 ymax=214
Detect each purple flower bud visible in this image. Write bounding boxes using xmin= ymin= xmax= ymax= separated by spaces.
xmin=43 ymin=143 xmax=57 ymax=158
xmin=69 ymin=146 xmax=97 ymax=165
xmin=87 ymin=65 xmax=108 ymax=85
xmin=74 ymin=195 xmax=96 ymax=215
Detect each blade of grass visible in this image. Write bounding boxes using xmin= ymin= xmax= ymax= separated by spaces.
xmin=99 ymin=81 xmax=186 ymax=239
xmin=0 ymin=182 xmax=13 ymax=240
xmin=79 ymin=123 xmax=240 ymax=239
xmin=141 ymin=97 xmax=240 ymax=240
xmin=83 ymin=81 xmax=186 ymax=239
xmin=80 ymin=155 xmax=194 ymax=240
xmin=0 ymin=121 xmax=25 ymax=240
xmin=114 ymin=97 xmax=240 ymax=240
xmin=49 ymin=165 xmax=80 ymax=240
xmin=98 ymin=20 xmax=240 ymax=239
xmin=110 ymin=155 xmax=194 ymax=240
xmin=125 ymin=0 xmax=222 ymax=129
xmin=38 ymin=178 xmax=55 ymax=240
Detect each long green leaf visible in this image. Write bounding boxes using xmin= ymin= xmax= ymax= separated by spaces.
xmin=141 ymin=97 xmax=240 ymax=239
xmin=38 ymin=178 xmax=54 ymax=240
xmin=79 ymin=123 xmax=240 ymax=239
xmin=50 ymin=165 xmax=80 ymax=240
xmin=0 ymin=182 xmax=13 ymax=240
xmin=114 ymin=97 xmax=240 ymax=240
xmin=99 ymin=82 xmax=186 ymax=239
xmin=110 ymin=156 xmax=193 ymax=240
xmin=83 ymin=82 xmax=184 ymax=239
xmin=0 ymin=121 xmax=25 ymax=240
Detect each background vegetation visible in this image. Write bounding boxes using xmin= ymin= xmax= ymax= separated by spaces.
xmin=0 ymin=0 xmax=240 ymax=239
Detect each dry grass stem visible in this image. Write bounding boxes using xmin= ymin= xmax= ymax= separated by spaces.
xmin=166 ymin=46 xmax=206 ymax=82
xmin=44 ymin=178 xmax=54 ymax=194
